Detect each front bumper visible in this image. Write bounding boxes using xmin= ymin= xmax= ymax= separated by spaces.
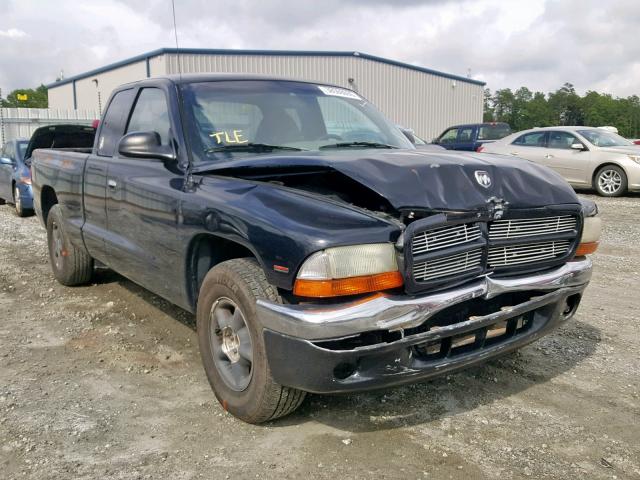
xmin=258 ymin=258 xmax=592 ymax=393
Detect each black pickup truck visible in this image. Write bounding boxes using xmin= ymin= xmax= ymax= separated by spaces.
xmin=31 ymin=75 xmax=600 ymax=423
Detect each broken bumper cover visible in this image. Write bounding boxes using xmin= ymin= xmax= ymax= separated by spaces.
xmin=257 ymin=258 xmax=592 ymax=394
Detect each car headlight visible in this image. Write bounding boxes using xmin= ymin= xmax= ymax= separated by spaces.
xmin=575 ymin=215 xmax=601 ymax=256
xmin=294 ymin=243 xmax=403 ymax=297
xmin=627 ymin=155 xmax=640 ymax=165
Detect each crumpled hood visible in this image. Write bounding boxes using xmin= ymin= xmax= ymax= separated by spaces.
xmin=201 ymin=149 xmax=580 ymax=212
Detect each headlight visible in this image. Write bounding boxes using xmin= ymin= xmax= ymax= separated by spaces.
xmin=294 ymin=243 xmax=403 ymax=297
xmin=627 ymin=155 xmax=640 ymax=165
xmin=576 ymin=216 xmax=601 ymax=256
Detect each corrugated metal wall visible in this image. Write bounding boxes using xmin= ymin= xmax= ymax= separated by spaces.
xmin=0 ymin=108 xmax=97 ymax=148
xmin=47 ymin=51 xmax=483 ymax=139
xmin=164 ymin=53 xmax=483 ymax=140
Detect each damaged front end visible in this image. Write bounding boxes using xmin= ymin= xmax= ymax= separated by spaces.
xmin=199 ymin=151 xmax=596 ymax=393
xmin=257 ymin=258 xmax=591 ymax=393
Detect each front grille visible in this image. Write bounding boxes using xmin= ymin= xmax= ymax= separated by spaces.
xmin=489 ymin=215 xmax=577 ymax=240
xmin=405 ymin=212 xmax=580 ymax=293
xmin=413 ymin=249 xmax=483 ymax=282
xmin=412 ymin=223 xmax=481 ymax=254
xmin=488 ymin=240 xmax=571 ymax=267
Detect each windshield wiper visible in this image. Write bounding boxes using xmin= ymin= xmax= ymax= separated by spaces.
xmin=205 ymin=143 xmax=306 ymax=154
xmin=319 ymin=141 xmax=397 ymax=150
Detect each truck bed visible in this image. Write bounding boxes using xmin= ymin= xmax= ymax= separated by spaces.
xmin=31 ymin=148 xmax=90 ymax=243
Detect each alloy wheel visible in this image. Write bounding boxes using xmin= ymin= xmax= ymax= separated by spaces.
xmin=51 ymin=221 xmax=65 ymax=270
xmin=209 ymin=297 xmax=253 ymax=391
xmin=598 ymin=169 xmax=622 ymax=195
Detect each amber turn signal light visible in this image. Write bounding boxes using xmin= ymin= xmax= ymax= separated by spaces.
xmin=293 ymin=271 xmax=404 ymax=298
xmin=575 ymin=242 xmax=598 ymax=256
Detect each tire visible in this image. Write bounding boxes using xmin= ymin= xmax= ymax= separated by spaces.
xmin=196 ymin=258 xmax=306 ymax=423
xmin=594 ymin=165 xmax=627 ymax=197
xmin=46 ymin=204 xmax=94 ymax=286
xmin=13 ymin=185 xmax=30 ymax=217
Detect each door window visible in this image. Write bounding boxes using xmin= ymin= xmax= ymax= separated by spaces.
xmin=3 ymin=143 xmax=15 ymax=161
xmin=512 ymin=132 xmax=547 ymax=147
xmin=97 ymin=89 xmax=135 ymax=157
xmin=438 ymin=128 xmax=459 ymax=144
xmin=547 ymin=131 xmax=580 ymax=149
xmin=458 ymin=127 xmax=474 ymax=142
xmin=126 ymin=88 xmax=171 ymax=145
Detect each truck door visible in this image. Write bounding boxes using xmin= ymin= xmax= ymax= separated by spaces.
xmin=456 ymin=126 xmax=477 ymax=151
xmin=82 ymin=88 xmax=135 ymax=263
xmin=435 ymin=127 xmax=459 ymax=150
xmin=104 ymin=86 xmax=183 ymax=303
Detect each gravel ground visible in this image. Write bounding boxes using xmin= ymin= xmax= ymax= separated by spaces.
xmin=0 ymin=194 xmax=639 ymax=479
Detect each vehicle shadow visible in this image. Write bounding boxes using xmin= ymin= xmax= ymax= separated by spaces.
xmin=92 ymin=268 xmax=196 ymax=331
xmin=276 ymin=319 xmax=601 ymax=432
xmin=91 ymin=268 xmax=600 ymax=434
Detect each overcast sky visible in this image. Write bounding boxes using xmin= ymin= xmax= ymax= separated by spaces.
xmin=1 ymin=0 xmax=638 ymax=97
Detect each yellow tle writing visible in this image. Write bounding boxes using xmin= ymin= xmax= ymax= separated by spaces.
xmin=209 ymin=130 xmax=248 ymax=144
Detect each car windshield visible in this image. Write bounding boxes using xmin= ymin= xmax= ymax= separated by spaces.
xmin=181 ymin=80 xmax=413 ymax=163
xmin=17 ymin=141 xmax=28 ymax=161
xmin=578 ymin=129 xmax=633 ymax=147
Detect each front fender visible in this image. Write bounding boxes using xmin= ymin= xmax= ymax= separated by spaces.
xmin=179 ymin=175 xmax=400 ymax=290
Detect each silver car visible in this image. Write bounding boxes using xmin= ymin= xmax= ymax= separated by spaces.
xmin=480 ymin=126 xmax=640 ymax=196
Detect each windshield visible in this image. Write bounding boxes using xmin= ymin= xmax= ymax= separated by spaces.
xmin=17 ymin=141 xmax=28 ymax=161
xmin=578 ymin=129 xmax=633 ymax=147
xmin=181 ymin=80 xmax=413 ymax=163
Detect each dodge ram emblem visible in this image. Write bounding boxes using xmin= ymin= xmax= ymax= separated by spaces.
xmin=474 ymin=170 xmax=492 ymax=188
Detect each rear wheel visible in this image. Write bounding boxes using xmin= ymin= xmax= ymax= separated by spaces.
xmin=46 ymin=204 xmax=94 ymax=285
xmin=594 ymin=165 xmax=627 ymax=197
xmin=196 ymin=258 xmax=306 ymax=423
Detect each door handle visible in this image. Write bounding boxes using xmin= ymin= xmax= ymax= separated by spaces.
xmin=544 ymin=154 xmax=554 ymax=159
xmin=107 ymin=179 xmax=117 ymax=189
xmin=509 ymin=152 xmax=519 ymax=156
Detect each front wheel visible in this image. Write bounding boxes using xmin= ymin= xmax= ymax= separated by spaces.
xmin=196 ymin=258 xmax=306 ymax=423
xmin=46 ymin=204 xmax=94 ymax=285
xmin=594 ymin=165 xmax=627 ymax=197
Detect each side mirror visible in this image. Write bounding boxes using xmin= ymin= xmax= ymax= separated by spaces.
xmin=0 ymin=157 xmax=13 ymax=165
xmin=117 ymin=131 xmax=176 ymax=163
xmin=398 ymin=127 xmax=416 ymax=144
xmin=571 ymin=143 xmax=586 ymax=151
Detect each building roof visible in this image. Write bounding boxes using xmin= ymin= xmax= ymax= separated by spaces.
xmin=46 ymin=47 xmax=486 ymax=89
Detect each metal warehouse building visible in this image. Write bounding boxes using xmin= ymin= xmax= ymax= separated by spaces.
xmin=47 ymin=48 xmax=484 ymax=140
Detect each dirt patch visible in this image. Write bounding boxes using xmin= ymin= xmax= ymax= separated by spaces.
xmin=0 ymin=194 xmax=639 ymax=479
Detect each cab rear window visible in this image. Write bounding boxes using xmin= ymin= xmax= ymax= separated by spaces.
xmin=478 ymin=124 xmax=511 ymax=140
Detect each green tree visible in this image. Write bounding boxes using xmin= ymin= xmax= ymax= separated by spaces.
xmin=483 ymin=88 xmax=495 ymax=122
xmin=547 ymin=83 xmax=583 ymax=125
xmin=0 ymin=85 xmax=48 ymax=108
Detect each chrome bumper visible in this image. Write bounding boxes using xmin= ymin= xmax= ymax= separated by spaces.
xmin=257 ymin=258 xmax=592 ymax=340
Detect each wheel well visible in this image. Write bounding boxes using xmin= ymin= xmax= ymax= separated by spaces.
xmin=592 ymin=163 xmax=626 ymax=186
xmin=186 ymin=234 xmax=257 ymax=310
xmin=40 ymin=186 xmax=58 ymax=224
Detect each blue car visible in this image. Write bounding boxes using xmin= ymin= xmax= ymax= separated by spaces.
xmin=0 ymin=138 xmax=32 ymax=216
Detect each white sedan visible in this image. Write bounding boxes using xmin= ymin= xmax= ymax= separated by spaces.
xmin=479 ymin=126 xmax=640 ymax=196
